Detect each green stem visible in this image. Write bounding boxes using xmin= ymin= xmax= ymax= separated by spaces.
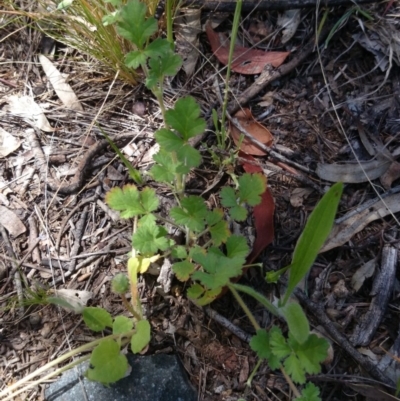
xmin=246 ymin=358 xmax=262 ymax=387
xmin=220 ymin=0 xmax=242 ymax=147
xmin=166 ymin=0 xmax=174 ymax=47
xmin=229 ymin=284 xmax=260 ymax=331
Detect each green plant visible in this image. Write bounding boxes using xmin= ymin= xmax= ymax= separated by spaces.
xmin=230 ymin=182 xmax=343 ymax=400
xmin=100 ymin=1 xmax=343 ymax=397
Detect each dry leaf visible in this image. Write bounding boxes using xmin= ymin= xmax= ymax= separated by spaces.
xmin=0 ymin=205 xmax=26 ymax=236
xmin=0 ymin=128 xmax=21 ymax=157
xmin=48 ymin=289 xmax=93 ymax=313
xmin=290 ymin=187 xmax=313 ymax=208
xmin=39 ymin=55 xmax=83 ymax=111
xmin=230 ymin=109 xmax=273 ymax=156
xmin=206 ymin=22 xmax=290 ymax=75
xmin=6 ymin=95 xmax=53 ymax=132
xmin=316 ymin=156 xmax=391 ymax=183
xmin=277 ymin=10 xmax=301 ymax=44
xmin=351 ymin=258 xmax=376 ymax=292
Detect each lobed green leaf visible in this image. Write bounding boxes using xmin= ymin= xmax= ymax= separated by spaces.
xmin=86 ymin=339 xmax=128 ymax=384
xmin=132 ymin=218 xmax=171 ymax=255
xmin=250 ymin=330 xmax=271 ymax=359
xmin=238 ymin=173 xmax=267 ymax=206
xmin=117 ymin=0 xmax=157 ymax=48
xmin=173 ymin=260 xmax=195 ymax=281
xmin=294 ymin=383 xmax=321 ymax=401
xmin=220 ymin=187 xmax=237 ymax=208
xmin=170 ymin=196 xmax=207 ymax=232
xmin=151 ymin=150 xmax=179 ymax=183
xmin=165 ymin=97 xmax=206 ymax=140
xmin=209 ymin=220 xmax=230 ymax=246
xmin=105 ymin=185 xmax=159 ymax=218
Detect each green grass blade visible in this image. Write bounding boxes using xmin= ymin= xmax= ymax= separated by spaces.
xmin=282 ymin=182 xmax=343 ymax=305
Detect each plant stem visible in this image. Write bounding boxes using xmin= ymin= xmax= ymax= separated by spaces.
xmin=166 ymin=0 xmax=174 ymax=47
xmin=280 ymin=365 xmax=302 ymax=398
xmin=229 ymin=284 xmax=260 ymax=331
xmin=246 ymin=358 xmax=262 ymax=387
xmin=220 ymin=0 xmax=242 ymax=147
xmin=121 ymin=293 xmax=141 ymax=320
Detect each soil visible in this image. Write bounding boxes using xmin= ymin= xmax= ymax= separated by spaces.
xmin=1 ymin=1 xmax=400 ymax=400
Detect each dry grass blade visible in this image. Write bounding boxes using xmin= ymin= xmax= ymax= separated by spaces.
xmin=34 ymin=0 xmax=141 ymax=84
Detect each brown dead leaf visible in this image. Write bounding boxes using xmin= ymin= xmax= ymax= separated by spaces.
xmin=229 ymin=109 xmax=273 ymax=155
xmin=206 ymin=22 xmax=290 ymax=75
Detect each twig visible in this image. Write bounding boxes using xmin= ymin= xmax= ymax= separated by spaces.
xmin=68 ymin=206 xmax=89 ymax=272
xmin=0 ymin=238 xmax=41 ymax=294
xmin=183 ymin=0 xmax=379 ymax=12
xmin=28 ymin=215 xmax=41 ymax=264
xmin=203 ymin=306 xmax=252 ymax=343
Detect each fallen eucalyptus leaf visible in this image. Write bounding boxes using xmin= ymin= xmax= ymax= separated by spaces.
xmin=39 ymin=55 xmax=83 ymax=111
xmin=316 ymin=157 xmax=391 ymax=183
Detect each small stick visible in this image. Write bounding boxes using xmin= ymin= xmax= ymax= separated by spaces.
xmin=203 ymin=305 xmax=252 ymax=343
xmin=68 ymin=206 xmax=89 ymax=272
